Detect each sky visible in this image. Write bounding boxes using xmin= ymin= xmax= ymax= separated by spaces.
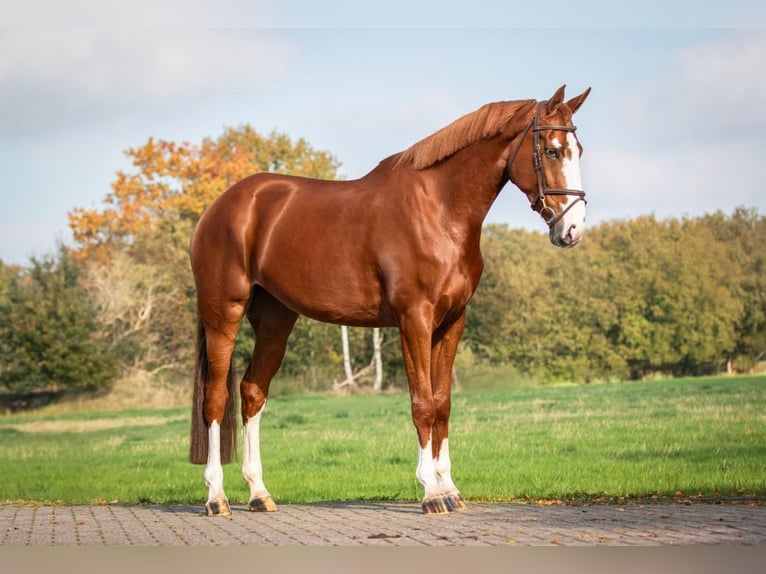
xmin=1 ymin=1 xmax=766 ymax=264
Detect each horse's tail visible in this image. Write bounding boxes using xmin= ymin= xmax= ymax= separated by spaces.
xmin=189 ymin=317 xmax=239 ymax=465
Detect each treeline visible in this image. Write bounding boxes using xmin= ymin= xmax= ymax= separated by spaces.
xmin=1 ymin=124 xmax=764 ymax=399
xmin=466 ymin=210 xmax=765 ymax=381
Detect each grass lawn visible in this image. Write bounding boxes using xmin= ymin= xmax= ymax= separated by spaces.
xmin=0 ymin=374 xmax=764 ymax=505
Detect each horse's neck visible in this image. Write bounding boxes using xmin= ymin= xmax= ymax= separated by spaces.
xmin=432 ymin=136 xmax=511 ymax=232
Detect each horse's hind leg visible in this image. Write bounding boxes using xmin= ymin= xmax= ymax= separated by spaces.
xmin=198 ymin=321 xmax=243 ymax=516
xmin=195 ymin=284 xmax=249 ymax=517
xmin=240 ymin=287 xmax=298 ymax=512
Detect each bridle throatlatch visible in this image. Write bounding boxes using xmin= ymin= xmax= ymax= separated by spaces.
xmin=507 ymin=101 xmax=587 ymax=228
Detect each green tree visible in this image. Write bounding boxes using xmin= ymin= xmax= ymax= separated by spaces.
xmin=702 ymin=208 xmax=766 ymax=371
xmin=0 ymin=247 xmax=118 ymax=394
xmin=464 ymin=212 xmax=759 ymax=382
xmin=0 ymin=260 xmax=10 ymax=306
xmin=465 ymin=225 xmax=612 ymax=381
xmin=598 ymin=216 xmax=743 ymax=377
xmin=464 ymin=225 xmax=528 ymax=364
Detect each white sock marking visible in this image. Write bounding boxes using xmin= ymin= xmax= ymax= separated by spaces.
xmin=434 ymin=438 xmax=459 ymax=495
xmin=416 ymin=435 xmax=460 ymax=500
xmin=204 ymin=421 xmax=227 ymax=503
xmin=416 ymin=436 xmax=440 ymax=499
xmin=242 ymin=408 xmax=272 ymax=501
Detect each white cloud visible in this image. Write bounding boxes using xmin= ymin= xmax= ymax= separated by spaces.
xmin=4 ymin=0 xmax=766 ymax=28
xmin=627 ymin=31 xmax=766 ymax=138
xmin=584 ymin=31 xmax=766 ymax=223
xmin=0 ymin=29 xmax=296 ymax=136
xmin=586 ymin=140 xmax=759 ymax=222
xmin=0 ymin=0 xmax=269 ymax=28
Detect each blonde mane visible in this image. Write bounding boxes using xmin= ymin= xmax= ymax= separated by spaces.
xmin=397 ymin=99 xmax=534 ymax=170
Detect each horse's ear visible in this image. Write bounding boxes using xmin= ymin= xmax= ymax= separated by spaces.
xmin=546 ymin=85 xmax=567 ymax=114
xmin=565 ymin=87 xmax=591 ymax=115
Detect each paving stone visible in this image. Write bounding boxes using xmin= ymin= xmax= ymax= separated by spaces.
xmin=1 ymin=501 xmax=765 ymax=546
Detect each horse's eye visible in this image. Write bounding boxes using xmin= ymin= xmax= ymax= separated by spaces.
xmin=545 ymin=148 xmax=560 ymax=159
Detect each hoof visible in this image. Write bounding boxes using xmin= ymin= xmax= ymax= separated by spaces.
xmin=205 ymin=498 xmax=232 ymax=516
xmin=448 ymin=493 xmax=469 ymax=512
xmin=248 ymin=495 xmax=278 ymax=512
xmin=421 ymin=493 xmax=468 ymax=515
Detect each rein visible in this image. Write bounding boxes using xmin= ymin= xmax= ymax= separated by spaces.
xmin=507 ymin=101 xmax=587 ymax=228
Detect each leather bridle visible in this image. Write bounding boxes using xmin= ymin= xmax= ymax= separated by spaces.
xmin=507 ymin=101 xmax=587 ymax=228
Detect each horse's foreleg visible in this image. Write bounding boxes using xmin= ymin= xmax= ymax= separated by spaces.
xmin=428 ymin=311 xmax=468 ymax=512
xmin=241 ymin=289 xmax=298 ymax=512
xmin=399 ymin=305 xmax=451 ymax=514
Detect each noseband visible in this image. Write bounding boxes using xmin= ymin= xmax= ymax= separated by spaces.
xmin=507 ymin=101 xmax=587 ymax=228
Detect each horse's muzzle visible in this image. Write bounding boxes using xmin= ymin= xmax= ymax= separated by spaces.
xmin=550 ymin=222 xmax=584 ymax=248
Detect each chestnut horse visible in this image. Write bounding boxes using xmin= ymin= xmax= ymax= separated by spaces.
xmin=189 ymin=85 xmax=591 ymax=515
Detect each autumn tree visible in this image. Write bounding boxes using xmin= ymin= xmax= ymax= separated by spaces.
xmin=69 ymin=125 xmax=342 ymax=256
xmin=68 ymin=125 xmax=361 ymax=384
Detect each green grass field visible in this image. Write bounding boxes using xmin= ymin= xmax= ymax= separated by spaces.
xmin=1 ymin=374 xmax=764 ymax=506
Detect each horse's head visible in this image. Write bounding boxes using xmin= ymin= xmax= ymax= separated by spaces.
xmin=507 ymin=85 xmax=591 ymax=248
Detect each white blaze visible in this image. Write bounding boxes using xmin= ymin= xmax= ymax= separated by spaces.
xmin=552 ymin=132 xmax=586 ymax=245
xmin=562 ymin=132 xmax=584 ymax=190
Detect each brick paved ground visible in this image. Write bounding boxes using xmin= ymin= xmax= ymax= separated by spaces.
xmin=2 ymin=501 xmax=765 ymax=546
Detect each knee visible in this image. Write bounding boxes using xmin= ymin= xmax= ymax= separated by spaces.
xmin=411 ymin=397 xmax=436 ymax=431
xmin=433 ymin=393 xmax=451 ymax=424
xmin=240 ymin=381 xmax=266 ymax=419
xmin=203 ymin=392 xmax=229 ymax=425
